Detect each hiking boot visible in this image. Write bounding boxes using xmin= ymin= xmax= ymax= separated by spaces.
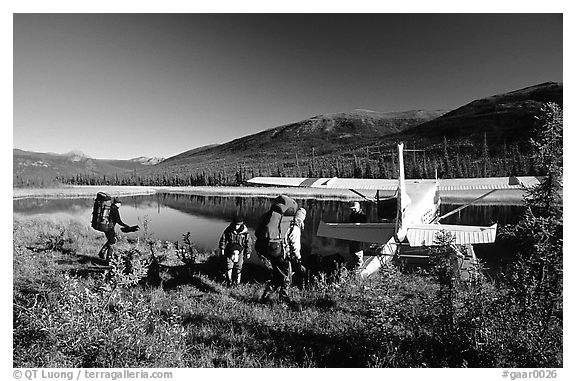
xmin=289 ymin=300 xmax=303 ymax=312
xmin=259 ymin=286 xmax=273 ymax=303
xmin=225 ymin=270 xmax=233 ymax=287
xmin=279 ymin=294 xmax=291 ymax=305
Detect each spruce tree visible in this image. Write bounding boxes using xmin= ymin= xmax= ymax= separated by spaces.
xmin=443 ymin=136 xmax=452 ymax=178
xmin=526 ymin=102 xmax=563 ymax=218
xmin=482 ymin=132 xmax=489 ymax=177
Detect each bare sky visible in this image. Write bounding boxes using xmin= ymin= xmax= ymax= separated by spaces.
xmin=13 ymin=13 xmax=562 ymax=160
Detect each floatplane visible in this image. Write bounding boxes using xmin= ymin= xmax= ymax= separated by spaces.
xmin=248 ymin=143 xmax=541 ymax=277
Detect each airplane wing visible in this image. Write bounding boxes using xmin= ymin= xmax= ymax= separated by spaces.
xmin=438 ymin=176 xmax=542 ymax=190
xmin=248 ymin=176 xmax=542 ymax=191
xmin=317 ymin=221 xmax=396 ymax=244
xmin=247 ymin=177 xmax=398 ymax=190
xmin=406 ymin=223 xmax=497 ymax=247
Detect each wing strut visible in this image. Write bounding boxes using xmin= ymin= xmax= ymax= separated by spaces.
xmin=349 ymin=189 xmax=376 ymax=202
xmin=438 ymin=189 xmax=498 ymax=221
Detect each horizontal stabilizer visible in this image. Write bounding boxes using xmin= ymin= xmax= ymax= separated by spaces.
xmin=317 ymin=221 xmax=396 ymax=244
xmin=406 ymin=223 xmax=497 ymax=247
xmin=248 ymin=177 xmax=398 ymax=190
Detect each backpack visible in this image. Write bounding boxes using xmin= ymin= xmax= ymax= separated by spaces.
xmin=272 ymin=195 xmax=298 ymax=216
xmin=255 ymin=210 xmax=285 ymax=259
xmin=91 ymin=192 xmax=114 ymax=232
xmin=255 ymin=195 xmax=299 ymax=259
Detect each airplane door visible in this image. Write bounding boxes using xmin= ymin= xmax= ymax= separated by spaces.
xmin=377 ymin=190 xmax=398 ymax=222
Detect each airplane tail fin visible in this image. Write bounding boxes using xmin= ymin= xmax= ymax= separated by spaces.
xmin=398 ymin=143 xmax=410 ymax=207
xmin=396 ymin=143 xmax=411 ymax=236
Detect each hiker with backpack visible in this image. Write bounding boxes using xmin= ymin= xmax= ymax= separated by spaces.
xmin=255 ymin=196 xmax=300 ymax=304
xmin=219 ymin=216 xmax=253 ymax=286
xmin=93 ymin=195 xmax=139 ymax=262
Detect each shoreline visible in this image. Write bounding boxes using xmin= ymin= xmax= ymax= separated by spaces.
xmin=12 ymin=185 xmax=527 ymax=205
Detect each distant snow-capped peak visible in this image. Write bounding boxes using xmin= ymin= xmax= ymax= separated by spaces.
xmin=60 ymin=150 xmax=90 ymax=162
xmin=129 ymin=156 xmax=165 ymax=165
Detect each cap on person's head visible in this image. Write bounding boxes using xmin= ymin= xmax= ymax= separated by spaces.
xmin=294 ymin=208 xmax=306 ymax=222
xmin=350 ymin=201 xmax=360 ymax=209
xmin=113 ymin=197 xmax=121 ymax=204
xmin=232 ymin=215 xmax=244 ymax=224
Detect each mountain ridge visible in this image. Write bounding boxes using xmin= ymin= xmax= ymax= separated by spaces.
xmin=13 ymin=149 xmax=165 ymax=186
xmin=14 ymin=81 xmax=562 ymax=186
xmin=400 ymin=82 xmax=563 ymax=143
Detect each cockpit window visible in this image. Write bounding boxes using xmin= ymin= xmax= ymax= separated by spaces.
xmin=377 ymin=190 xmax=398 ymax=221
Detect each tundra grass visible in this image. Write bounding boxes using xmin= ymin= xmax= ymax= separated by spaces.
xmin=13 ymin=216 xmax=561 ymax=368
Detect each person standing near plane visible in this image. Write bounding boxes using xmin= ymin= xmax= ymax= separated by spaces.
xmin=348 ymin=201 xmax=367 ymax=268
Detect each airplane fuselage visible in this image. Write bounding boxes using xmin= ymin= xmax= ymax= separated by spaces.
xmin=396 ymin=179 xmax=440 ymax=242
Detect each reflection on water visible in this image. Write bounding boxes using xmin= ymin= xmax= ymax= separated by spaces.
xmin=14 ymin=194 xmax=526 ymax=267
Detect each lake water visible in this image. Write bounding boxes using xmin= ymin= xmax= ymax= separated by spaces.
xmin=13 ymin=193 xmax=525 ymax=270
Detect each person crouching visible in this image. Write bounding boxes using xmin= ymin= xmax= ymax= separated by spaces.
xmin=219 ymin=216 xmax=253 ymax=286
